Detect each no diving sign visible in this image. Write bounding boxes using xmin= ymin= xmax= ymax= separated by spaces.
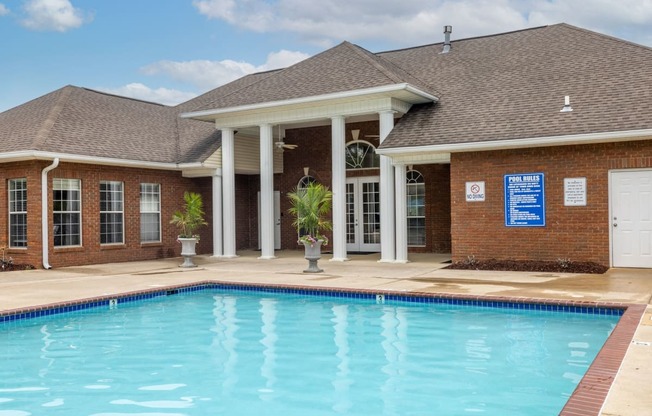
xmin=466 ymin=181 xmax=485 ymax=202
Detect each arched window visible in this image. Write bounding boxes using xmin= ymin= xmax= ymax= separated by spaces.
xmin=298 ymin=175 xmax=316 ymax=190
xmin=296 ymin=175 xmax=318 ymax=239
xmin=406 ymin=170 xmax=426 ymax=246
xmin=345 ymin=141 xmax=380 ymax=170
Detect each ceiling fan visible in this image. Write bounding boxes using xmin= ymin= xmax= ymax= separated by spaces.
xmin=274 ymin=125 xmax=298 ymax=152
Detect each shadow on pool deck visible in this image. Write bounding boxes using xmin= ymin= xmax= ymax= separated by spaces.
xmin=0 ymin=250 xmax=650 ymax=416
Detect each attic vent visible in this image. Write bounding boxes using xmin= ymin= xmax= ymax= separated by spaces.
xmin=441 ymin=25 xmax=452 ymax=54
xmin=560 ymin=95 xmax=573 ymax=112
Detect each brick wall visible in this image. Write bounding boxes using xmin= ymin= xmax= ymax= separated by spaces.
xmin=1 ymin=161 xmax=214 ymax=268
xmin=412 ymin=163 xmax=451 ymax=253
xmin=280 ymin=124 xmax=334 ymax=250
xmin=277 ymin=122 xmax=452 ymax=253
xmin=450 ymin=140 xmax=652 ymax=265
xmin=1 ymin=161 xmax=44 ymax=267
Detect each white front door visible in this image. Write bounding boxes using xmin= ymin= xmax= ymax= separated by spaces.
xmin=611 ymin=170 xmax=652 ymax=268
xmin=346 ymin=176 xmax=381 ymax=252
xmin=257 ymin=191 xmax=281 ymax=250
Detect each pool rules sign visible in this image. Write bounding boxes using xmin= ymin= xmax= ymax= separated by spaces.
xmin=504 ymin=173 xmax=545 ymax=227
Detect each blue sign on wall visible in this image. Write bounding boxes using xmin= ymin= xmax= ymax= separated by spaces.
xmin=504 ymin=173 xmax=546 ymax=227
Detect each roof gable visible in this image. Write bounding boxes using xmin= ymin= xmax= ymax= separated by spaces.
xmin=193 ymin=41 xmax=438 ymax=112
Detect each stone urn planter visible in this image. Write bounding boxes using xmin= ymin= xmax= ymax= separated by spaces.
xmin=170 ymin=191 xmax=207 ymax=268
xmin=287 ymin=182 xmax=333 ymax=274
xmin=178 ymin=237 xmax=199 ymax=268
xmin=302 ymin=239 xmax=324 ymax=273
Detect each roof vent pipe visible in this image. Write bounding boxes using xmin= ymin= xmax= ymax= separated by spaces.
xmin=442 ymin=25 xmax=452 ymax=54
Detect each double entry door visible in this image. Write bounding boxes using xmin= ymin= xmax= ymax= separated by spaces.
xmin=346 ymin=176 xmax=381 ymax=252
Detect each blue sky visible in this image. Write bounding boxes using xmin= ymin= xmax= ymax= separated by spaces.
xmin=1 ymin=0 xmax=652 ymax=113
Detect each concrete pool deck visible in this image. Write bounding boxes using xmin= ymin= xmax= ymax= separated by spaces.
xmin=0 ymin=250 xmax=650 ymax=415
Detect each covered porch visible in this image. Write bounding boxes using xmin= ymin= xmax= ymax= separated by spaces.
xmin=182 ymin=84 xmax=440 ymax=263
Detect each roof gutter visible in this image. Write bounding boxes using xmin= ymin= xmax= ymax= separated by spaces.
xmin=41 ymin=158 xmax=59 ymax=269
xmin=0 ymin=151 xmax=199 ymax=171
xmin=180 ymin=83 xmax=439 ymax=120
xmin=375 ymin=128 xmax=652 ymax=156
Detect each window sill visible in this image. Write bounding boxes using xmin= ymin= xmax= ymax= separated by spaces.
xmin=54 ymin=246 xmax=84 ymax=253
xmin=100 ymin=244 xmax=126 ymax=251
xmin=140 ymin=242 xmax=163 ymax=247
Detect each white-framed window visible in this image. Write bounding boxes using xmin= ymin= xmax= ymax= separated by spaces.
xmin=100 ymin=181 xmax=124 ymax=244
xmin=345 ymin=140 xmax=380 ymax=170
xmin=407 ymin=170 xmax=426 ymax=246
xmin=296 ymin=175 xmax=317 ymax=238
xmin=53 ymin=178 xmax=82 ymax=247
xmin=140 ymin=183 xmax=161 ymax=243
xmin=297 ymin=175 xmax=316 ymax=190
xmin=8 ymin=178 xmax=27 ymax=248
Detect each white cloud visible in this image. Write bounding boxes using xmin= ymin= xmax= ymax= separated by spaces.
xmin=21 ymin=0 xmax=90 ymax=32
xmin=192 ymin=0 xmax=652 ymax=48
xmin=142 ymin=59 xmax=257 ymax=91
xmin=97 ymin=83 xmax=198 ymax=107
xmin=141 ymin=49 xmax=310 ymax=91
xmin=96 ymin=48 xmax=309 ymax=107
xmin=527 ymin=0 xmax=652 ymax=27
xmin=264 ymin=50 xmax=312 ymax=70
xmin=0 ymin=3 xmax=9 ymax=16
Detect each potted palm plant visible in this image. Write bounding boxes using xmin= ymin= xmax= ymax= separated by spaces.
xmin=170 ymin=191 xmax=207 ymax=267
xmin=287 ymin=182 xmax=332 ymax=273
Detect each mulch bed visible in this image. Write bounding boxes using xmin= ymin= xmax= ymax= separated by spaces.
xmin=0 ymin=263 xmax=35 ymax=272
xmin=446 ymin=259 xmax=609 ymax=274
xmin=1 ymin=259 xmax=609 ymax=274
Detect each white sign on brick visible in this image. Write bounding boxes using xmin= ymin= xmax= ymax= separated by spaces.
xmin=466 ymin=181 xmax=485 ymax=202
xmin=564 ymin=177 xmax=587 ymax=206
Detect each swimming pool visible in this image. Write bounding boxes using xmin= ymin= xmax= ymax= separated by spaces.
xmin=0 ymin=284 xmax=626 ymax=415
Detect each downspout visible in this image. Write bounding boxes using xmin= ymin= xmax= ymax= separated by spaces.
xmin=41 ymin=158 xmax=59 ymax=269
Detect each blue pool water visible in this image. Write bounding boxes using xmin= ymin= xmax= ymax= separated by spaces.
xmin=0 ymin=288 xmax=618 ymax=415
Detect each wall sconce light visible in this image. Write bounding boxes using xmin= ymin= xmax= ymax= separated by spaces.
xmin=304 ymin=167 xmax=310 ymax=176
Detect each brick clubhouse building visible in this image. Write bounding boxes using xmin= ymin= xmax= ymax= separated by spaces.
xmin=1 ymin=24 xmax=651 ymax=269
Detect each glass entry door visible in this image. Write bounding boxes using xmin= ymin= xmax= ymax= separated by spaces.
xmin=346 ymin=176 xmax=381 ymax=252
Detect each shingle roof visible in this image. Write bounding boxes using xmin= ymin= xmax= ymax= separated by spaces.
xmin=0 ymin=85 xmax=228 ymax=164
xmin=377 ymin=24 xmax=652 ymax=149
xmin=193 ymin=41 xmax=439 ymax=111
xmin=0 ymin=86 xmax=179 ymax=163
xmin=2 ymin=23 xmax=650 ymax=165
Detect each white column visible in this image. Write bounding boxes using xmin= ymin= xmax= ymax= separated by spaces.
xmin=212 ymin=169 xmax=223 ymax=257
xmin=331 ymin=115 xmax=348 ymax=261
xmin=394 ymin=164 xmax=408 ymax=263
xmin=379 ymin=110 xmax=396 ymax=262
xmin=221 ymin=127 xmax=238 ymax=258
xmin=259 ymin=123 xmax=276 ymax=259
